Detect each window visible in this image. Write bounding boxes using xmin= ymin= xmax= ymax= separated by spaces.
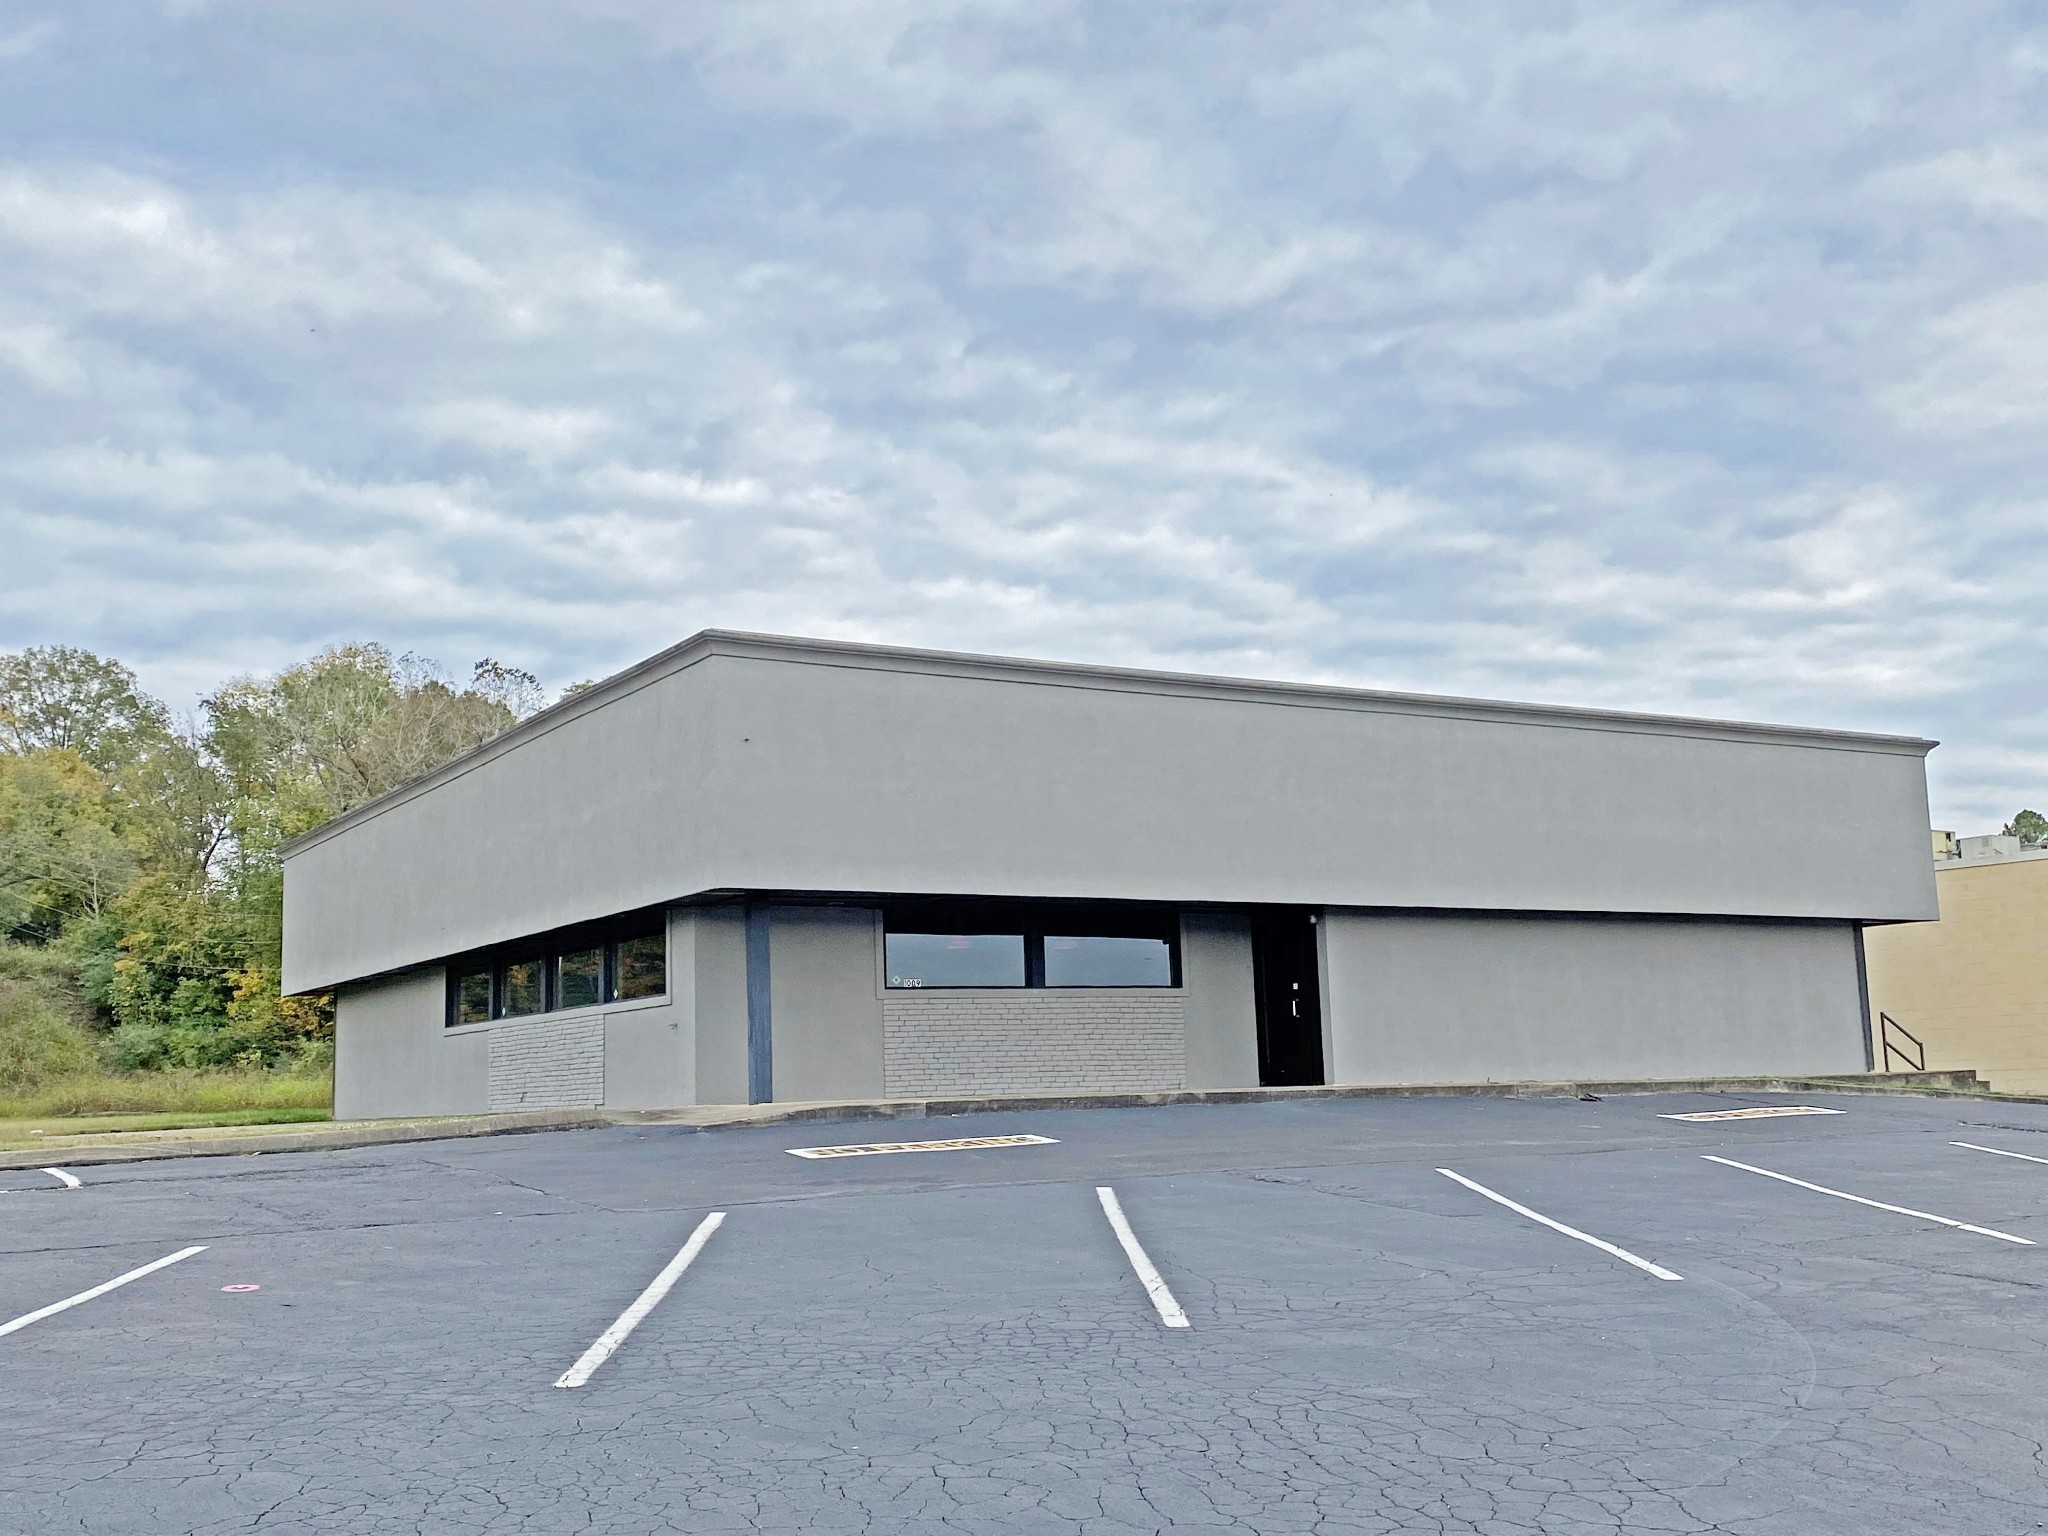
xmin=446 ymin=915 xmax=668 ymax=1026
xmin=887 ymin=931 xmax=1027 ymax=989
xmin=557 ymin=948 xmax=605 ymax=1011
xmin=1042 ymin=933 xmax=1173 ymax=988
xmin=499 ymin=959 xmax=545 ymax=1018
xmin=453 ymin=968 xmax=492 ymax=1025
xmin=615 ymin=933 xmax=666 ymax=1000
xmin=884 ymin=901 xmax=1178 ymax=990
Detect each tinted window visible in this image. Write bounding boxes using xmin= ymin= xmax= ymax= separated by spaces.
xmin=453 ymin=969 xmax=492 ymax=1024
xmin=445 ymin=909 xmax=671 ymax=1025
xmin=499 ymin=958 xmax=545 ymax=1017
xmin=615 ymin=933 xmax=665 ymax=1000
xmin=886 ymin=931 xmax=1026 ymax=988
xmin=558 ymin=948 xmax=604 ymax=1010
xmin=1042 ymin=934 xmax=1174 ymax=987
xmin=884 ymin=900 xmax=1178 ymax=989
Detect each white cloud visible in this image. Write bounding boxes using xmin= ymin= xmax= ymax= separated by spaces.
xmin=0 ymin=171 xmax=701 ymax=338
xmin=0 ymin=0 xmax=2042 ymax=831
xmin=412 ymin=400 xmax=615 ymax=462
xmin=1889 ymin=283 xmax=2048 ymax=435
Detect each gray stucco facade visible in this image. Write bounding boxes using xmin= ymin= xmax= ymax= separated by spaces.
xmin=292 ymin=632 xmax=1938 ymax=1119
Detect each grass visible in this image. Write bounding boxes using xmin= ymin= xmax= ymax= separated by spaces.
xmin=0 ymin=1105 xmax=331 ymax=1148
xmin=0 ymin=942 xmax=337 ymax=1148
xmin=0 ymin=1065 xmax=331 ymax=1123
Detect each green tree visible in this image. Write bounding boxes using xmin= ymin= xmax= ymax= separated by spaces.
xmin=2005 ymin=809 xmax=2048 ymax=848
xmin=206 ymin=647 xmax=525 ymax=820
xmin=108 ymin=728 xmax=234 ymax=885
xmin=2 ymin=639 xmax=534 ymax=1077
xmin=0 ymin=750 xmax=141 ymax=941
xmin=205 ymin=643 xmax=399 ymax=818
xmin=100 ymin=877 xmax=254 ymax=1068
xmin=0 ymin=647 xmax=172 ymax=769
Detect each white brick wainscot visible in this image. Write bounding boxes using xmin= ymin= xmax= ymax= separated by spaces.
xmin=882 ymin=990 xmax=1186 ymax=1097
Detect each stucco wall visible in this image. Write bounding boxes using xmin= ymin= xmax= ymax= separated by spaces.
xmin=334 ymin=967 xmax=487 ymax=1119
xmin=1321 ymin=911 xmax=1868 ymax=1085
xmin=690 ymin=907 xmax=750 ymax=1106
xmin=768 ymin=906 xmax=886 ymax=1101
xmin=334 ymin=909 xmax=700 ymax=1119
xmin=329 ymin=903 xmax=1215 ymax=1115
xmin=1864 ymin=856 xmax=2048 ymax=1093
xmin=284 ymin=636 xmax=1937 ymax=994
xmin=332 ymin=901 xmax=1872 ymax=1116
xmin=1181 ymin=911 xmax=1259 ymax=1089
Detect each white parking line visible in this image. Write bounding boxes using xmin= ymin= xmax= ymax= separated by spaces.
xmin=1703 ymin=1156 xmax=2035 ymax=1244
xmin=1953 ymin=1141 xmax=2048 ymax=1168
xmin=1436 ymin=1169 xmax=1683 ymax=1281
xmin=41 ymin=1169 xmax=81 ymax=1189
xmin=1095 ymin=1186 xmax=1191 ymax=1328
xmin=787 ymin=1134 xmax=1059 ymax=1159
xmin=0 ymin=1246 xmax=208 ymax=1339
xmin=1659 ymin=1106 xmax=1842 ymax=1123
xmin=555 ymin=1212 xmax=726 ymax=1389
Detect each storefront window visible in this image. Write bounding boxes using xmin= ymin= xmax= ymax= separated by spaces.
xmin=884 ymin=901 xmax=1178 ymax=989
xmin=448 ymin=915 xmax=669 ymax=1026
xmin=1041 ymin=933 xmax=1174 ymax=987
xmin=886 ymin=931 xmax=1027 ymax=988
xmin=453 ymin=968 xmax=492 ymax=1024
xmin=557 ymin=948 xmax=605 ymax=1010
xmin=615 ymin=932 xmax=666 ymax=1000
xmin=499 ymin=958 xmax=546 ymax=1017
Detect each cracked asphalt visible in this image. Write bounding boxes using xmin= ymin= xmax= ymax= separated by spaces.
xmin=5 ymin=1090 xmax=2048 ymax=1534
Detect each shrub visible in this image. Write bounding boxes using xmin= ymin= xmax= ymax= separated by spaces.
xmin=0 ymin=971 xmax=104 ymax=1094
xmin=108 ymin=1019 xmax=275 ymax=1071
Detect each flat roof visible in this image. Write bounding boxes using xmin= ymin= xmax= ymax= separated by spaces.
xmin=1940 ymin=846 xmax=2048 ymax=871
xmin=280 ymin=629 xmax=1939 ymax=860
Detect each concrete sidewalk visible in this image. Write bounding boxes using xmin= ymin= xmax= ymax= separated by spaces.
xmin=0 ymin=1069 xmax=2000 ymax=1170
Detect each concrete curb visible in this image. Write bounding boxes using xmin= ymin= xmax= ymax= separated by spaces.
xmin=0 ymin=1069 xmax=2005 ymax=1170
xmin=0 ymin=1109 xmax=613 ymax=1170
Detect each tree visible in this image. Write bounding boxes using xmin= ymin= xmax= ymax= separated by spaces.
xmin=0 ymin=647 xmax=171 ymax=770
xmin=2005 ymin=809 xmax=2048 ymax=848
xmin=205 ymin=645 xmax=523 ymax=821
xmin=469 ymin=658 xmax=546 ymax=719
xmin=92 ymin=726 xmax=233 ymax=888
xmin=0 ymin=750 xmax=141 ymax=941
xmin=2 ymin=638 xmax=538 ymax=1077
xmin=204 ymin=643 xmax=399 ymax=819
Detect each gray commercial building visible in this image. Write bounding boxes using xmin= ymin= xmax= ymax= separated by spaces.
xmin=281 ymin=631 xmax=1939 ymax=1119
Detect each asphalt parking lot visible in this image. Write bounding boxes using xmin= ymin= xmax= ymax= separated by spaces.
xmin=6 ymin=1090 xmax=2048 ymax=1535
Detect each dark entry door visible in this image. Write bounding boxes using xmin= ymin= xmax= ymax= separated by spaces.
xmin=1252 ymin=908 xmax=1325 ymax=1087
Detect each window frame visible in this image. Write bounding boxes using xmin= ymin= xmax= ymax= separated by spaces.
xmin=607 ymin=930 xmax=666 ymax=1003
xmin=882 ymin=900 xmax=1181 ymax=992
xmin=444 ymin=910 xmax=669 ymax=1029
xmin=496 ymin=956 xmax=550 ymax=1019
xmin=450 ymin=966 xmax=495 ymax=1026
xmin=553 ymin=943 xmax=609 ymax=1013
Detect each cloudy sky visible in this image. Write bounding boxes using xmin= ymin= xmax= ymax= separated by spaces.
xmin=1 ymin=1 xmax=2043 ymax=829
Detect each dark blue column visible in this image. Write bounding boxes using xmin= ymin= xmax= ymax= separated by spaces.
xmin=746 ymin=905 xmax=773 ymax=1103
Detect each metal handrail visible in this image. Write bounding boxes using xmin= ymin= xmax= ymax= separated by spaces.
xmin=1879 ymin=1011 xmax=1926 ymax=1074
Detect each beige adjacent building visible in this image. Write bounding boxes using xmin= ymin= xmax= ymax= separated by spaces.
xmin=1864 ymin=836 xmax=2048 ymax=1093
